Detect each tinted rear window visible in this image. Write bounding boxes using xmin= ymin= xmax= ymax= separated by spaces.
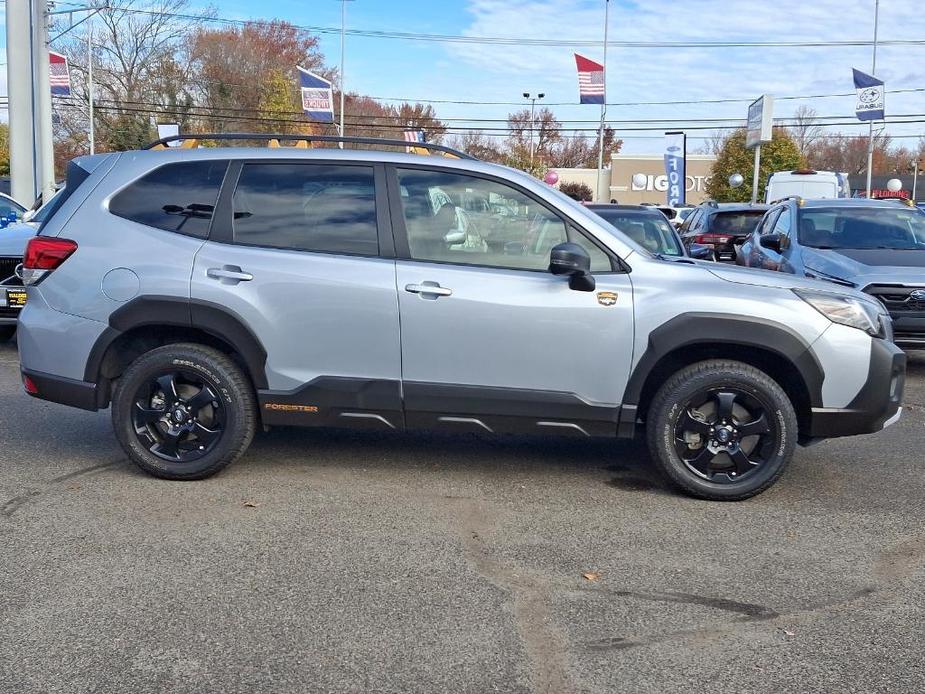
xmin=232 ymin=163 xmax=378 ymax=256
xmin=109 ymin=160 xmax=228 ymax=238
xmin=707 ymin=210 xmax=765 ymax=234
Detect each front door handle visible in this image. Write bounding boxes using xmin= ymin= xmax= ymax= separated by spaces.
xmin=405 ymin=282 xmax=452 ymax=298
xmin=207 ymin=266 xmax=253 ymax=284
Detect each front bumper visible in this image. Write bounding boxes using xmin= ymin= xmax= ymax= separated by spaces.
xmin=806 ymin=338 xmax=906 ymax=439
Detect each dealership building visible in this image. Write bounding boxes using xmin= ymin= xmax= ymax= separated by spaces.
xmin=555 ymin=153 xmax=718 ymax=205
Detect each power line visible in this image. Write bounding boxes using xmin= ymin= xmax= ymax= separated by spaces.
xmin=52 ymin=3 xmax=925 ymax=50
xmin=80 ymin=101 xmax=925 ymax=135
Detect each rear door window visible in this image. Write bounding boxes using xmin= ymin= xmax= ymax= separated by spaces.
xmin=109 ymin=160 xmax=228 ymax=238
xmin=231 ymin=163 xmax=378 ymax=256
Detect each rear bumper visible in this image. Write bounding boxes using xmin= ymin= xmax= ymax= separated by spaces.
xmin=21 ymin=368 xmax=100 ymax=411
xmin=806 ymin=338 xmax=905 ymax=439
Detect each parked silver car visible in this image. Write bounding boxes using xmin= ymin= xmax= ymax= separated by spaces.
xmin=16 ymin=136 xmax=906 ymax=500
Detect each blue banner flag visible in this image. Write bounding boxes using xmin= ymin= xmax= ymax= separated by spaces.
xmin=853 ymin=68 xmax=884 ymax=121
xmin=298 ymin=67 xmax=334 ymax=123
xmin=663 ymin=132 xmax=686 ymax=206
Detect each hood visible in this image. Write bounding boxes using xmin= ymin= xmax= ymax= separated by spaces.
xmin=802 ymin=247 xmax=925 ymax=287
xmin=705 ymin=262 xmax=873 ymax=303
xmin=0 ymin=222 xmax=38 ymax=258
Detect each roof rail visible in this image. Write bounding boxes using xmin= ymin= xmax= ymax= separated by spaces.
xmin=768 ymin=195 xmax=804 ymax=205
xmin=703 ymin=199 xmax=719 ymax=208
xmin=143 ymin=132 xmax=477 ymax=160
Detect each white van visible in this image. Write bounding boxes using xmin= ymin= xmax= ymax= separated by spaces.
xmin=765 ymin=169 xmax=851 ymax=202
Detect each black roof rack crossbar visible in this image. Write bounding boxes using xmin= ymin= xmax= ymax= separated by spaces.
xmin=143 ymin=132 xmax=477 ymax=159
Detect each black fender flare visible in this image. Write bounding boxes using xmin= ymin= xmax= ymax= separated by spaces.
xmin=621 ymin=312 xmax=825 ymax=411
xmin=85 ymin=296 xmax=269 ymax=389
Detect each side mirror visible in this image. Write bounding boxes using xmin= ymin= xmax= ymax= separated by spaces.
xmin=759 ymin=233 xmax=784 ymax=253
xmin=549 ymin=242 xmax=595 ymax=292
xmin=689 ymin=243 xmax=712 ymax=260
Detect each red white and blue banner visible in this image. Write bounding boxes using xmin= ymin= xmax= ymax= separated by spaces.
xmin=298 ymin=67 xmax=334 ymax=123
xmin=574 ymin=54 xmax=605 ymax=105
xmin=663 ymin=131 xmax=687 ymax=206
xmin=49 ymin=51 xmax=70 ymax=96
xmin=853 ymin=68 xmax=884 ymax=121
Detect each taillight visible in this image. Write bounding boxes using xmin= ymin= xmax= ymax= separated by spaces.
xmin=22 ymin=237 xmax=78 ymax=285
xmin=694 ymin=233 xmax=731 ymax=245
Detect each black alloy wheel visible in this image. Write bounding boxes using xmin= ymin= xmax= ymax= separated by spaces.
xmin=673 ymin=387 xmax=775 ymax=484
xmin=646 ymin=359 xmax=797 ymax=501
xmin=132 ymin=370 xmax=226 ymax=462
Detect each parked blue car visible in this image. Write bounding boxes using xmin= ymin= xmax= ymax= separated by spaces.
xmin=738 ymin=197 xmax=925 ymax=349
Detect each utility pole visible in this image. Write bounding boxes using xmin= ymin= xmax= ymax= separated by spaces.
xmin=36 ymin=0 xmax=55 ymax=202
xmin=87 ymin=15 xmax=94 ymax=155
xmin=596 ymin=0 xmax=610 ymax=203
xmin=865 ymin=0 xmax=880 ymax=199
xmin=523 ymin=92 xmax=544 ymax=169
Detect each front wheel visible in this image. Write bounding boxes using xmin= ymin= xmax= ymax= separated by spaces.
xmin=646 ymin=360 xmax=797 ymax=501
xmin=112 ymin=343 xmax=257 ymax=480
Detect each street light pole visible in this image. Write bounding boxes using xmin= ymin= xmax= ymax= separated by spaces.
xmin=523 ymin=92 xmax=544 ymax=169
xmin=337 ymin=0 xmax=355 ymax=147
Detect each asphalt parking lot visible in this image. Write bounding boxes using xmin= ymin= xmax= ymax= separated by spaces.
xmin=1 ymin=340 xmax=923 ymax=694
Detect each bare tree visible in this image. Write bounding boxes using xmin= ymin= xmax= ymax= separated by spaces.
xmin=696 ymin=130 xmax=727 ymax=155
xmin=789 ymin=106 xmax=823 ymax=159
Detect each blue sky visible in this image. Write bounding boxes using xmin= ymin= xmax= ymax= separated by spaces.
xmin=4 ymin=0 xmax=924 ymax=154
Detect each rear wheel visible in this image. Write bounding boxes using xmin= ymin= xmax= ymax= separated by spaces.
xmin=112 ymin=343 xmax=256 ymax=480
xmin=646 ymin=360 xmax=796 ymax=501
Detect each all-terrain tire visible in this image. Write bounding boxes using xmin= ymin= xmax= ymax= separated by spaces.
xmin=112 ymin=343 xmax=256 ymax=480
xmin=646 ymin=359 xmax=797 ymax=501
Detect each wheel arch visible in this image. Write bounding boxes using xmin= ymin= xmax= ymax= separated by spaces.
xmin=622 ymin=314 xmax=823 ymax=437
xmin=86 ymin=297 xmax=268 ymax=407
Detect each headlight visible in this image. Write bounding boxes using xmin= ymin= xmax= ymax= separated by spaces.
xmin=793 ymin=288 xmax=887 ymax=336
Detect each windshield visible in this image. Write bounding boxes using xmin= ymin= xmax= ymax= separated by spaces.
xmin=591 ymin=209 xmax=684 ymax=256
xmin=799 ymin=207 xmax=925 ymax=250
xmin=708 ymin=210 xmax=765 ymax=235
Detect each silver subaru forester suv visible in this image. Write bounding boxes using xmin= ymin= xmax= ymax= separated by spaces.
xmin=17 ymin=135 xmax=905 ymax=500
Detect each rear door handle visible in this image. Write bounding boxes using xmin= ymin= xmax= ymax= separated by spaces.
xmin=207 ymin=266 xmax=253 ymax=284
xmin=405 ymin=282 xmax=452 ymax=298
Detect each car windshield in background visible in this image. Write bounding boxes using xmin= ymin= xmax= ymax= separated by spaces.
xmin=800 ymin=207 xmax=925 ymax=250
xmin=708 ymin=210 xmax=765 ymax=235
xmin=592 ymin=210 xmax=684 ymax=256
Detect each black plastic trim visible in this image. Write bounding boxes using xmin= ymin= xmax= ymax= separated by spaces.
xmin=23 ymin=368 xmax=98 ymax=411
xmin=806 ymin=338 xmax=905 ymax=439
xmin=258 ymin=376 xmax=402 ymax=428
xmin=403 ymin=381 xmax=619 ymax=436
xmin=87 ymin=296 xmax=269 ymax=390
xmin=210 ymin=160 xmax=242 ymax=243
xmin=622 ymin=313 xmax=825 ymax=408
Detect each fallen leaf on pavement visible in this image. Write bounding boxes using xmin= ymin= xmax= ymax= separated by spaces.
xmin=582 ymin=572 xmax=601 ymax=581
xmin=781 ymin=628 xmax=795 ymax=636
xmin=243 ymin=501 xmax=260 ymax=508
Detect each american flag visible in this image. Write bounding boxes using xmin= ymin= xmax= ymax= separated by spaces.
xmin=49 ymin=51 xmax=71 ymax=96
xmin=404 ymin=129 xmax=425 ymax=153
xmin=574 ymin=54 xmax=604 ymax=105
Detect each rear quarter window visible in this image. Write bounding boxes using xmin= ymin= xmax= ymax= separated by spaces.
xmin=109 ymin=160 xmax=228 ymax=238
